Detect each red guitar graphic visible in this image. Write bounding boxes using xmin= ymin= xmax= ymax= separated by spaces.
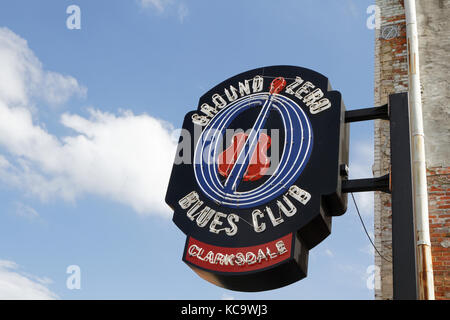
xmin=217 ymin=77 xmax=286 ymax=184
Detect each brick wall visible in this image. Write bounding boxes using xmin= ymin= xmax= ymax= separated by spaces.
xmin=374 ymin=0 xmax=408 ymax=300
xmin=428 ymin=167 xmax=450 ymax=299
xmin=417 ymin=0 xmax=450 ymax=300
xmin=374 ymin=0 xmax=450 ymax=300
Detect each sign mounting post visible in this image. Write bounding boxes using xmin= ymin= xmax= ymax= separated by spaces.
xmin=343 ymin=92 xmax=418 ymax=300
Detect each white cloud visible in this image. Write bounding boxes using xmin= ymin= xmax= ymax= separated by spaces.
xmin=336 ymin=263 xmax=369 ymax=289
xmin=221 ymin=293 xmax=235 ymax=300
xmin=0 ymin=27 xmax=86 ymax=107
xmin=0 ymin=260 xmax=58 ymax=300
xmin=360 ymin=244 xmax=375 ymax=256
xmin=352 ymin=192 xmax=374 ymax=217
xmin=139 ymin=0 xmax=173 ymax=13
xmin=138 ymin=0 xmax=189 ymax=22
xmin=349 ymin=141 xmax=374 ymax=216
xmin=177 ymin=3 xmax=189 ymax=23
xmin=325 ymin=249 xmax=334 ymax=258
xmin=349 ymin=141 xmax=373 ymax=180
xmin=346 ymin=0 xmax=359 ymax=18
xmin=14 ymin=202 xmax=39 ymax=220
xmin=0 ymin=28 xmax=177 ymax=217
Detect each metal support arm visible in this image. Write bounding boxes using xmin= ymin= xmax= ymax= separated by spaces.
xmin=345 ymin=104 xmax=389 ymax=123
xmin=343 ymin=94 xmax=418 ymax=299
xmin=342 ymin=174 xmax=390 ymax=193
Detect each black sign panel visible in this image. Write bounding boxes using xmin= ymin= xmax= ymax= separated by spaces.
xmin=166 ymin=65 xmax=349 ymax=291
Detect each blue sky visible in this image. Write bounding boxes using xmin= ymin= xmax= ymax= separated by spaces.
xmin=0 ymin=0 xmax=379 ymax=299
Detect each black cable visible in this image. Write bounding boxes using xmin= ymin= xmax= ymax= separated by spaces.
xmin=351 ymin=192 xmax=392 ymax=263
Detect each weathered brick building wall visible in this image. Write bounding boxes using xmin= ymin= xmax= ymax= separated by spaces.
xmin=374 ymin=0 xmax=407 ymax=300
xmin=416 ymin=0 xmax=450 ymax=300
xmin=374 ymin=0 xmax=450 ymax=300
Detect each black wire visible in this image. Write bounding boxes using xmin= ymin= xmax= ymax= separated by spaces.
xmin=351 ymin=192 xmax=392 ymax=263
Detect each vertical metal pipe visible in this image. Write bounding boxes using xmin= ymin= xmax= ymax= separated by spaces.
xmin=404 ymin=0 xmax=435 ymax=300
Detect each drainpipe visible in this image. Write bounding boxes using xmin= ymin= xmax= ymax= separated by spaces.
xmin=404 ymin=0 xmax=435 ymax=300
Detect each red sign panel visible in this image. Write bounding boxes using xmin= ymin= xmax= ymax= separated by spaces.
xmin=185 ymin=233 xmax=293 ymax=273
